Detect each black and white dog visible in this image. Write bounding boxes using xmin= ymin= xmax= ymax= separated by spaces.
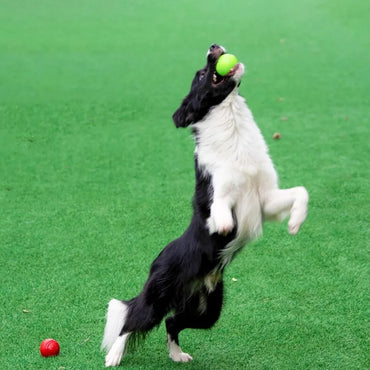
xmin=102 ymin=44 xmax=309 ymax=367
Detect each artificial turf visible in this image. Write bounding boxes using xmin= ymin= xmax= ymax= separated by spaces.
xmin=0 ymin=0 xmax=369 ymax=369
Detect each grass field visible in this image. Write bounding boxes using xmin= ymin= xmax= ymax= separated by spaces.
xmin=1 ymin=0 xmax=369 ymax=369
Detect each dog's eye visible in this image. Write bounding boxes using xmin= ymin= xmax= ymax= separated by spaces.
xmin=199 ymin=72 xmax=206 ymax=81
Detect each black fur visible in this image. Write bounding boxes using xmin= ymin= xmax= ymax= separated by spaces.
xmin=115 ymin=44 xmax=239 ymax=354
xmin=173 ymin=44 xmax=237 ymax=128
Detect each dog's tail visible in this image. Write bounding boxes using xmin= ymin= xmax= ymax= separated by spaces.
xmin=101 ymin=296 xmax=154 ymax=355
xmin=101 ymin=299 xmax=129 ymax=352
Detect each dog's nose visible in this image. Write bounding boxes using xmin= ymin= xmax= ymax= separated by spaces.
xmin=207 ymin=44 xmax=226 ymax=60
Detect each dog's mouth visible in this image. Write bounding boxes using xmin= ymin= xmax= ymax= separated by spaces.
xmin=211 ymin=53 xmax=241 ymax=86
xmin=212 ymin=63 xmax=241 ymax=86
xmin=207 ymin=45 xmax=243 ymax=87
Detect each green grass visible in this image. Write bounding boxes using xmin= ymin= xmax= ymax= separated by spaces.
xmin=1 ymin=0 xmax=369 ymax=369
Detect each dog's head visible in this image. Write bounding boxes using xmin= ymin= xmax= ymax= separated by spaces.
xmin=173 ymin=44 xmax=245 ymax=128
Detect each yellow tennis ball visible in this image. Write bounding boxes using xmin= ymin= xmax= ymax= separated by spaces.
xmin=216 ymin=54 xmax=238 ymax=76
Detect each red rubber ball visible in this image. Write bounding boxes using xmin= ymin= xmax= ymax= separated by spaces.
xmin=40 ymin=339 xmax=60 ymax=357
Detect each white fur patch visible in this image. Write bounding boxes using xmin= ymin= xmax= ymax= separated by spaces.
xmin=288 ymin=187 xmax=309 ymax=234
xmin=194 ymin=85 xmax=308 ymax=267
xmin=101 ymin=299 xmax=128 ymax=353
xmin=167 ymin=335 xmax=193 ymax=362
xmin=195 ymin=91 xmax=272 ymax=248
xmin=105 ymin=333 xmax=130 ymax=367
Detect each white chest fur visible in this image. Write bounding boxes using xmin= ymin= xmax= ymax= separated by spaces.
xmin=194 ymin=92 xmax=271 ymax=173
xmin=194 ymin=91 xmax=279 ymax=266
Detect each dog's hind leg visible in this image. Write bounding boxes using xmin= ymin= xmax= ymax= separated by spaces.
xmin=262 ymin=186 xmax=309 ymax=234
xmin=165 ymin=281 xmax=223 ymax=362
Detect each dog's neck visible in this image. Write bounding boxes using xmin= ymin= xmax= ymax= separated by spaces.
xmin=193 ymin=89 xmax=244 ymax=135
xmin=193 ymin=90 xmax=268 ymax=174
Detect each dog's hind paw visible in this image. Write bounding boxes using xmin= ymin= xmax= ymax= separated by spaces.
xmin=170 ymin=351 xmax=193 ymax=363
xmin=168 ymin=336 xmax=193 ymax=363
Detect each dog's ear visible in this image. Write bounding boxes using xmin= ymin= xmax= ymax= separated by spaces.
xmin=172 ymin=96 xmax=199 ymax=128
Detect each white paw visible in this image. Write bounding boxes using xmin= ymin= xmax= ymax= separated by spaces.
xmin=105 ymin=352 xmax=122 ymax=367
xmin=288 ymin=219 xmax=302 ymax=235
xmin=288 ymin=187 xmax=309 ymax=235
xmin=170 ymin=351 xmax=193 ymax=363
xmin=207 ymin=216 xmax=234 ymax=235
xmin=167 ymin=336 xmax=193 ymax=363
xmin=207 ymin=205 xmax=234 ymax=236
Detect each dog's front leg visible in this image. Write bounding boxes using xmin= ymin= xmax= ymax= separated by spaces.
xmin=207 ymin=199 xmax=234 ymax=235
xmin=262 ymin=186 xmax=309 ymax=235
xmin=207 ymin=174 xmax=236 ymax=236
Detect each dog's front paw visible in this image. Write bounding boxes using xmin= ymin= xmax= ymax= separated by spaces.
xmin=207 ymin=205 xmax=234 ymax=236
xmin=288 ymin=187 xmax=309 ymax=235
